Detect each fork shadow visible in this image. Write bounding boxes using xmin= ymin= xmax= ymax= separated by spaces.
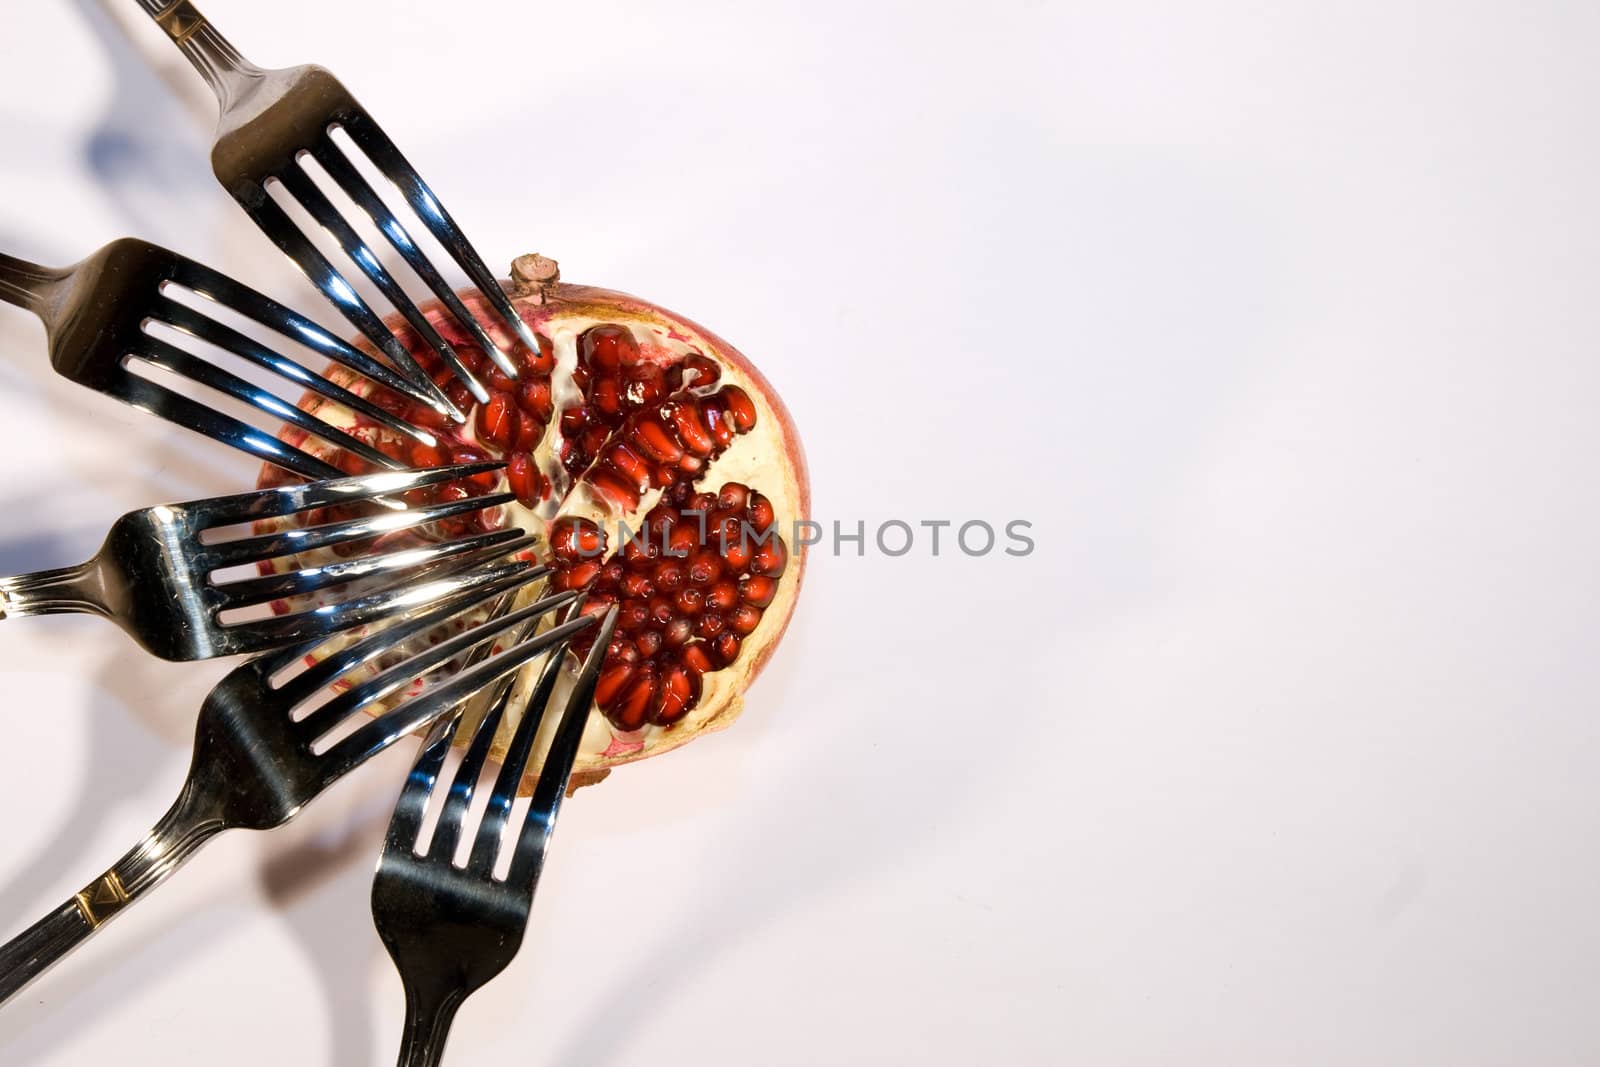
xmin=256 ymin=764 xmax=409 ymax=1067
xmin=71 ymin=0 xmax=218 ymax=251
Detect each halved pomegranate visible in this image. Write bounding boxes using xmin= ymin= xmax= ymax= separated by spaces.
xmin=256 ymin=253 xmax=808 ymax=789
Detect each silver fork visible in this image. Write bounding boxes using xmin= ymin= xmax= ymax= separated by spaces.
xmin=0 ymin=564 xmax=599 ymax=1005
xmin=372 ymin=604 xmax=618 ymax=1067
xmin=0 ymin=461 xmax=521 ymax=661
xmin=136 ymin=0 xmax=542 ymax=406
xmin=0 ymin=236 xmax=457 ymax=481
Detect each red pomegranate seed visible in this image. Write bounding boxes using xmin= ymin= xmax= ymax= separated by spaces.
xmin=670 ymin=401 xmax=714 ymax=455
xmin=663 ymin=617 xmax=692 ymax=647
xmin=723 ymin=386 xmax=757 ymax=432
xmin=681 ymin=644 xmax=713 ymax=676
xmin=486 ymin=364 xmax=515 ymax=394
xmin=607 ymin=442 xmax=652 ymax=492
xmin=591 ymin=377 xmax=623 ymax=417
xmin=525 ymin=333 xmax=555 ymax=375
xmin=634 ymin=417 xmax=684 ymax=463
xmin=473 ymin=391 xmax=518 ymax=451
xmin=619 ymin=602 xmax=650 ymax=632
xmin=750 ymin=537 xmax=788 ymax=578
xmin=740 ymin=575 xmax=777 ymax=607
xmin=612 ymin=669 xmax=657 ymax=731
xmin=702 ymin=403 xmax=732 ymax=450
xmin=594 ymin=662 xmax=634 ymax=707
xmin=652 ymin=561 xmax=685 ymax=591
xmin=654 ymin=664 xmax=700 ymax=725
xmin=728 ymin=604 xmax=763 ymax=636
xmin=635 ymin=629 xmax=663 ymax=658
xmin=550 ymin=517 xmax=604 ymax=559
xmin=666 ymin=523 xmax=698 ymax=559
xmin=722 ymin=538 xmax=752 ymax=570
xmin=709 ymin=631 xmax=741 ymax=667
xmin=675 ymin=587 xmax=704 ymax=616
xmin=582 ymin=325 xmax=639 ymax=373
xmin=507 ymin=452 xmax=539 ymax=506
xmin=717 ymin=483 xmax=749 ymax=512
xmin=648 ymin=597 xmax=674 ymax=626
xmin=620 ymin=572 xmax=653 ymax=599
xmin=706 ymin=580 xmax=739 ymax=612
xmin=588 ymin=468 xmax=640 ymax=509
xmin=560 ymin=560 xmax=601 ymax=589
xmin=601 ymin=561 xmax=626 ymax=585
xmin=748 ymin=492 xmax=776 ymax=532
xmin=409 ymin=442 xmax=449 ymax=468
xmin=681 ymin=352 xmax=720 ymax=388
xmin=697 ymin=613 xmax=725 ymax=639
xmin=517 ymin=378 xmax=553 ymax=421
xmin=687 ymin=548 xmax=723 ymax=585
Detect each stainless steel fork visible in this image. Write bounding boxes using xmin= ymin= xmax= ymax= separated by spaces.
xmin=135 ymin=0 xmax=542 ymax=407
xmin=0 ymin=236 xmax=454 ymax=480
xmin=0 ymin=461 xmax=521 ymax=660
xmin=0 ymin=564 xmax=599 ymax=1005
xmin=372 ymin=605 xmax=618 ymax=1067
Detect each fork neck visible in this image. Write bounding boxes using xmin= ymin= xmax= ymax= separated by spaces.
xmin=396 ymin=981 xmax=466 ymax=1067
xmin=0 ymin=559 xmax=112 ymax=621
xmin=134 ymin=0 xmax=266 ymax=111
xmin=0 ymin=253 xmax=66 ymax=317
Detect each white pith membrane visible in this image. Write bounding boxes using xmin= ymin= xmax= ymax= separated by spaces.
xmin=251 ymin=263 xmax=806 ymax=791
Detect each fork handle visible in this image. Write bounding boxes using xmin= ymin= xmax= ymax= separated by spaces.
xmin=132 ymin=0 xmax=265 ymax=109
xmin=0 ymin=559 xmax=112 ymax=621
xmin=0 ymin=787 xmax=224 ymax=1005
xmin=397 ymin=983 xmax=466 ymax=1067
xmin=0 ymin=253 xmax=66 ymax=317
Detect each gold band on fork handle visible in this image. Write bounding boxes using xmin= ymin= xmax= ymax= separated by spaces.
xmin=73 ymin=873 xmax=131 ymax=929
xmin=153 ymin=0 xmax=207 ymax=45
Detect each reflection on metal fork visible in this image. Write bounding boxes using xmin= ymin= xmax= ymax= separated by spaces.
xmin=371 ymin=604 xmax=618 ymax=1067
xmin=0 ymin=568 xmax=598 ymax=1006
xmin=0 ymin=237 xmax=450 ymax=479
xmin=0 ymin=462 xmax=523 ymax=660
xmin=134 ymin=0 xmax=544 ymax=408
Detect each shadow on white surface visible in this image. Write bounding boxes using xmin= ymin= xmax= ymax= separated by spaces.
xmin=257 ymin=795 xmax=395 ymax=1067
xmin=72 ymin=0 xmax=215 ymax=251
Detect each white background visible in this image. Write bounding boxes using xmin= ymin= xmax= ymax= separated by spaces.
xmin=2 ymin=1 xmax=1599 ymax=1064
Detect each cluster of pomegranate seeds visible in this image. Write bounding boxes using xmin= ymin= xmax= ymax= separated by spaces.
xmin=583 ymin=383 xmax=759 ymax=512
xmin=265 ymin=311 xmax=791 ymax=733
xmin=550 ymin=481 xmax=789 ymax=731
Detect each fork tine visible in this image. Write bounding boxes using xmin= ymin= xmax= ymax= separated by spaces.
xmin=272 ymin=164 xmax=490 ymax=403
xmin=466 ymin=640 xmax=570 ymax=877
xmin=294 ymin=588 xmax=578 ymax=740
xmin=100 ymin=372 xmax=345 ymax=481
xmin=212 ymin=526 xmax=525 ymax=610
xmin=153 ymin=292 xmax=435 ymax=446
xmin=507 ymin=606 xmax=619 ymax=888
xmin=311 ymin=139 xmax=520 ymax=379
xmin=131 ymin=334 xmax=403 ymax=471
xmin=337 ymin=113 xmax=544 ymax=360
xmin=202 ymin=489 xmax=515 ymax=569
xmin=168 ymin=255 xmax=454 ymax=419
xmin=283 ymin=563 xmax=545 ymax=697
xmin=232 ymin=550 xmax=541 ymax=653
xmin=233 ymin=181 xmax=464 ymax=421
xmin=185 ymin=461 xmax=505 ymax=526
xmin=314 ymin=612 xmax=599 ymax=786
xmin=427 ymin=669 xmax=519 ymax=863
xmin=381 ymin=711 xmax=464 ymax=859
